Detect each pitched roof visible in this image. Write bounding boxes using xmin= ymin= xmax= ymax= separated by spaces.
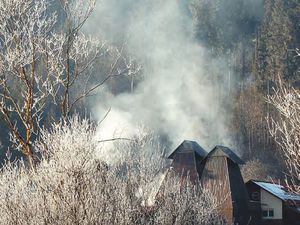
xmin=168 ymin=140 xmax=207 ymax=159
xmin=250 ymin=180 xmax=300 ymax=202
xmin=206 ymin=145 xmax=244 ymax=164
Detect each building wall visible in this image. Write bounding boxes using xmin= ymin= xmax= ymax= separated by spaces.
xmin=172 ymin=151 xmax=199 ymax=183
xmin=261 ymin=220 xmax=283 ymax=225
xmin=200 ymin=157 xmax=233 ymax=224
xmin=227 ymin=159 xmax=250 ymax=224
xmin=283 ymin=202 xmax=300 ymax=225
xmin=261 ymin=189 xmax=282 ymax=220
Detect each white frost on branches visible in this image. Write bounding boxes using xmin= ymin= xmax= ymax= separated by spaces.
xmin=0 ymin=0 xmax=140 ymax=166
xmin=268 ymin=79 xmax=300 ymax=194
xmin=0 ymin=116 xmax=225 ymax=225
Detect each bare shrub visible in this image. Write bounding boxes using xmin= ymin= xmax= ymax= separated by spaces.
xmin=241 ymin=158 xmax=273 ymax=182
xmin=0 ymin=116 xmax=225 ymax=225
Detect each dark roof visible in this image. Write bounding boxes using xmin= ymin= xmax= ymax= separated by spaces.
xmin=247 ymin=180 xmax=300 ymax=202
xmin=168 ymin=140 xmax=208 ymax=159
xmin=206 ymin=145 xmax=244 ymax=164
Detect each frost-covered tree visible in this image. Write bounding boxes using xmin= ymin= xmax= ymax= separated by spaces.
xmin=268 ymin=79 xmax=300 ymax=194
xmin=0 ymin=0 xmax=140 ymax=168
xmin=0 ymin=116 xmax=225 ymax=225
xmin=241 ymin=158 xmax=274 ymax=182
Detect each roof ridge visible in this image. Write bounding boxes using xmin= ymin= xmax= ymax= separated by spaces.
xmin=168 ymin=140 xmax=207 ymax=159
xmin=207 ymin=145 xmax=244 ymax=164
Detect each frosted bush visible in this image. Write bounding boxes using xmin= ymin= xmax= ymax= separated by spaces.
xmin=0 ymin=116 xmax=225 ymax=225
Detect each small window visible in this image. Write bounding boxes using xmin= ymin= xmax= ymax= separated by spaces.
xmin=251 ymin=191 xmax=260 ymax=201
xmin=262 ymin=210 xmax=268 ymax=217
xmin=262 ymin=209 xmax=274 ymax=218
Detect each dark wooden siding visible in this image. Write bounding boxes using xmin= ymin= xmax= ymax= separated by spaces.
xmin=201 ymin=156 xmax=234 ymax=224
xmin=227 ymin=159 xmax=250 ymax=225
xmin=283 ymin=203 xmax=300 ymax=225
xmin=246 ymin=181 xmax=262 ymax=225
xmin=200 ymin=156 xmax=250 ymax=225
xmin=246 ymin=181 xmax=261 ymax=202
xmin=172 ymin=151 xmax=198 ymax=183
xmin=248 ymin=201 xmax=262 ymax=225
xmin=261 ymin=219 xmax=283 ymax=225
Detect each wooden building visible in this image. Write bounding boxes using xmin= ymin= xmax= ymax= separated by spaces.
xmin=246 ymin=180 xmax=300 ymax=225
xmin=167 ymin=142 xmax=250 ymax=225
xmin=168 ymin=140 xmax=207 ymax=183
xmin=199 ymin=145 xmax=250 ymax=225
xmin=162 ymin=141 xmax=300 ymax=225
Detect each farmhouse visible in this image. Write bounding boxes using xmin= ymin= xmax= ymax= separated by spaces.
xmin=246 ymin=180 xmax=300 ymax=225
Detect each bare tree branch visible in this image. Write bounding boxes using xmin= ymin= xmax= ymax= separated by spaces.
xmin=267 ymin=77 xmax=300 ymax=194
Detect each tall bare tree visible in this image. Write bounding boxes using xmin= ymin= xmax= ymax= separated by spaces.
xmin=0 ymin=0 xmax=140 ymax=168
xmin=268 ymin=78 xmax=300 ymax=194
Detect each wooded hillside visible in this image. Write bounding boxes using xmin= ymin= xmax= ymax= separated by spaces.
xmin=0 ymin=0 xmax=299 ymax=179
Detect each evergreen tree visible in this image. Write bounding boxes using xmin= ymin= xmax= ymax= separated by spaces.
xmin=254 ymin=0 xmax=292 ymax=92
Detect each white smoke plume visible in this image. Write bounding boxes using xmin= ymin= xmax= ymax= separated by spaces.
xmin=86 ymin=0 xmax=236 ymax=151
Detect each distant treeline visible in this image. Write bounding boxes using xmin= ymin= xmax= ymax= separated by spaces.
xmin=190 ymin=0 xmax=299 ymax=174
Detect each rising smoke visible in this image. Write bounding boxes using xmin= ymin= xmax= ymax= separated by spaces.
xmin=85 ymin=0 xmax=244 ymax=152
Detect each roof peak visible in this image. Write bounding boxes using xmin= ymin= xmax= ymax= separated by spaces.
xmin=168 ymin=140 xmax=208 ymax=159
xmin=207 ymin=145 xmax=244 ymax=164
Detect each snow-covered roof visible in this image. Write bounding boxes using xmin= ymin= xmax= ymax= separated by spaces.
xmin=253 ymin=181 xmax=300 ymax=202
